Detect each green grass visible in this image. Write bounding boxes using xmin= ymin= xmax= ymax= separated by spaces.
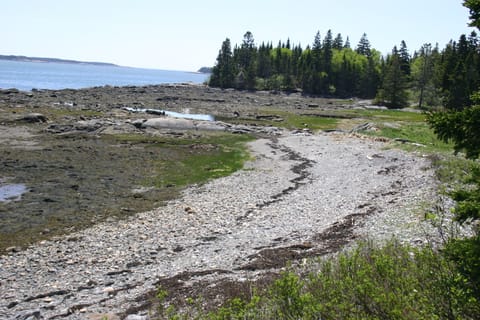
xmin=368 ymin=122 xmax=454 ymax=153
xmin=353 ymin=108 xmax=426 ymax=122
xmin=331 ymin=108 xmax=455 ymax=154
xmin=278 ymin=112 xmax=338 ymax=130
xmin=108 ymin=132 xmax=254 ymax=189
xmin=218 ymin=110 xmax=339 ymax=131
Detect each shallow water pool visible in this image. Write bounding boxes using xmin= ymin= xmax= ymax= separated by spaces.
xmin=0 ymin=184 xmax=27 ymax=202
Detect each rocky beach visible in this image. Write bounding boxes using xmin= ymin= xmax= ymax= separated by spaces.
xmin=0 ymin=85 xmax=461 ymax=319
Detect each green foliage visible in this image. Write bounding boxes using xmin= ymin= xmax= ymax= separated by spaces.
xmin=268 ymin=272 xmax=316 ymax=319
xmin=209 ymin=30 xmax=381 ymax=98
xmin=445 ymin=236 xmax=480 ymax=298
xmin=410 ymin=43 xmax=442 ymax=108
xmin=464 ymin=0 xmax=480 ymax=29
xmin=427 ymin=104 xmax=480 ymax=159
xmin=375 ymin=46 xmax=410 ymax=108
xmin=210 ymin=38 xmax=236 ymax=88
xmin=160 ymin=241 xmax=480 ymax=319
xmin=451 ymin=162 xmax=480 ymax=221
xmin=209 ymin=27 xmax=480 ymax=113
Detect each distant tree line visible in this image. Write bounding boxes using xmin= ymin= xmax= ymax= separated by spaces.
xmin=209 ymin=29 xmax=480 ymax=109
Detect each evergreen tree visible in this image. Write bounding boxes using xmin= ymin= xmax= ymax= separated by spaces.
xmin=344 ymin=36 xmax=351 ymax=49
xmin=209 ymin=38 xmax=235 ymax=88
xmin=233 ymin=31 xmax=257 ymax=90
xmin=333 ymin=33 xmax=344 ymax=50
xmin=428 ymin=3 xmax=480 ymax=296
xmin=313 ymin=31 xmax=322 ymax=51
xmin=356 ymin=33 xmax=372 ymax=57
xmin=399 ymin=40 xmax=411 ymax=76
xmin=376 ymin=46 xmax=409 ymax=108
xmin=310 ymin=31 xmax=326 ymax=94
xmin=209 ymin=30 xmax=380 ymax=98
xmin=322 ymin=30 xmax=334 ymax=93
xmin=257 ymin=42 xmax=273 ymax=79
xmin=411 ymin=43 xmax=438 ymax=108
xmin=464 ymin=0 xmax=480 ymax=29
xmin=440 ymin=33 xmax=480 ymax=110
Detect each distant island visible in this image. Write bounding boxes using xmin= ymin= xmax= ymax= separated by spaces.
xmin=0 ymin=55 xmax=117 ymax=67
xmin=197 ymin=67 xmax=212 ymax=74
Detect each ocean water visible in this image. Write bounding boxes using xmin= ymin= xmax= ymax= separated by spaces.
xmin=0 ymin=59 xmax=210 ymax=91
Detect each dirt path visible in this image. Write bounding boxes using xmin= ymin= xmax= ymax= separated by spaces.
xmin=0 ymin=131 xmax=441 ymax=319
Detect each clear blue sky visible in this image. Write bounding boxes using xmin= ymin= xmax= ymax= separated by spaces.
xmin=1 ymin=0 xmax=474 ymax=72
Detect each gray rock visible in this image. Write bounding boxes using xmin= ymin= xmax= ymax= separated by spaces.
xmin=15 ymin=309 xmax=42 ymax=320
xmin=17 ymin=113 xmax=48 ymax=123
xmin=141 ymin=117 xmax=226 ymax=131
xmin=125 ymin=315 xmax=148 ymax=320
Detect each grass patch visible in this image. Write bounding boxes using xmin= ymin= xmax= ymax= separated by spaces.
xmin=3 ymin=105 xmax=103 ymax=121
xmin=369 ymin=122 xmax=454 ymax=153
xmin=218 ymin=111 xmax=338 ymax=131
xmin=108 ymin=132 xmax=254 ymax=189
xmin=353 ymin=108 xmax=426 ymax=122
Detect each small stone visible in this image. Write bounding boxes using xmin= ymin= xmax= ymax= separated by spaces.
xmin=5 ymin=246 xmax=20 ymax=253
xmin=103 ymin=287 xmax=115 ymax=294
xmin=87 ymin=313 xmax=120 ymax=320
xmin=14 ymin=309 xmax=41 ymax=320
xmin=125 ymin=315 xmax=148 ymax=320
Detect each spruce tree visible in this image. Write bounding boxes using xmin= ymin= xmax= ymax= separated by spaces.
xmin=209 ymin=38 xmax=235 ymax=88
xmin=399 ymin=40 xmax=411 ymax=76
xmin=333 ymin=33 xmax=344 ymax=50
xmin=356 ymin=33 xmax=371 ymax=57
xmin=376 ymin=46 xmax=409 ymax=108
xmin=237 ymin=31 xmax=257 ymax=90
xmin=412 ymin=43 xmax=436 ymax=108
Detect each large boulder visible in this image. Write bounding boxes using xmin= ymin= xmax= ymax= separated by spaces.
xmin=141 ymin=118 xmax=225 ymax=131
xmin=17 ymin=113 xmax=48 ymax=123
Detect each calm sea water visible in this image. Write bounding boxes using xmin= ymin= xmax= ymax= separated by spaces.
xmin=0 ymin=60 xmax=210 ymax=91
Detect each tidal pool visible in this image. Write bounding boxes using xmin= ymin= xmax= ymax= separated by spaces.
xmin=0 ymin=184 xmax=27 ymax=202
xmin=124 ymin=107 xmax=215 ymax=121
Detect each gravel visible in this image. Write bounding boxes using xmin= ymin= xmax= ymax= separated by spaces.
xmin=0 ymin=131 xmax=458 ymax=319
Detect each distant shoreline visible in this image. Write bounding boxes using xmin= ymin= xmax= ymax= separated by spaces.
xmin=0 ymin=54 xmax=117 ymax=67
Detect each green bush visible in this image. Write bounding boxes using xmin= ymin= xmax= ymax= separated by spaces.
xmin=308 ymin=241 xmax=479 ymax=319
xmin=158 ymin=240 xmax=480 ymax=319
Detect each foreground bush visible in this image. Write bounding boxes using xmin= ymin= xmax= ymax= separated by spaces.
xmin=159 ymin=240 xmax=480 ymax=319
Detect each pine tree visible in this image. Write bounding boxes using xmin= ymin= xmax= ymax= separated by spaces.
xmin=257 ymin=42 xmax=272 ymax=79
xmin=411 ymin=43 xmax=437 ymax=108
xmin=209 ymin=38 xmax=235 ymax=88
xmin=376 ymin=46 xmax=409 ymax=108
xmin=428 ymin=2 xmax=480 ymax=297
xmin=236 ymin=31 xmax=257 ymax=89
xmin=441 ymin=33 xmax=480 ymax=110
xmin=399 ymin=40 xmax=411 ymax=76
xmin=356 ymin=33 xmax=371 ymax=57
xmin=323 ymin=30 xmax=334 ymax=91
xmin=333 ymin=33 xmax=344 ymax=50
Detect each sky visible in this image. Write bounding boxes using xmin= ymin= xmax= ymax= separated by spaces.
xmin=0 ymin=0 xmax=475 ymax=72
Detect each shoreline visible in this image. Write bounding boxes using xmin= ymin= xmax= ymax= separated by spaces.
xmin=0 ymin=131 xmax=454 ymax=319
xmin=0 ymin=85 xmax=468 ymax=318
